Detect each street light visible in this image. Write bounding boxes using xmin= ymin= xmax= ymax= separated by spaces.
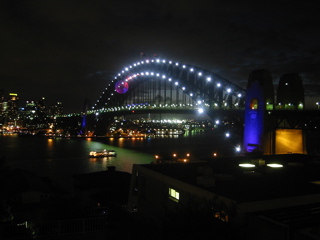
xmin=317 ymin=102 xmax=319 ymax=110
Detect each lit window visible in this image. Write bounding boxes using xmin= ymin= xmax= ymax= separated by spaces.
xmin=250 ymin=98 xmax=258 ymax=109
xmin=169 ymin=188 xmax=179 ymax=202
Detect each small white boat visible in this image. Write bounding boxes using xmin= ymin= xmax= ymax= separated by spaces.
xmin=89 ymin=149 xmax=117 ymax=157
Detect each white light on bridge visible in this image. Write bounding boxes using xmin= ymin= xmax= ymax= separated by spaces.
xmin=182 ymin=87 xmax=185 ymax=90
xmin=227 ymin=88 xmax=231 ymax=93
xmin=207 ymin=77 xmax=211 ymax=81
xmin=175 ymin=82 xmax=179 ymax=86
xmin=190 ymin=68 xmax=194 ymax=72
xmin=225 ymin=132 xmax=230 ymax=137
xmin=182 ymin=65 xmax=186 ymax=68
xmin=198 ymin=108 xmax=204 ymax=114
xmin=190 ymin=93 xmax=193 ymax=97
xmin=176 ymin=62 xmax=179 ymax=66
xmin=168 ymin=78 xmax=172 ymax=81
xmin=197 ymin=100 xmax=202 ymax=104
xmin=162 ymin=75 xmax=166 ymax=79
xmin=156 ymin=59 xmax=160 ymax=63
xmin=238 ymin=93 xmax=242 ymax=97
xmin=217 ymin=83 xmax=221 ymax=87
xmin=198 ymin=72 xmax=202 ymax=76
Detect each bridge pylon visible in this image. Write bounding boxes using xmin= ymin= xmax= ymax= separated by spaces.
xmin=243 ymin=69 xmax=307 ymax=155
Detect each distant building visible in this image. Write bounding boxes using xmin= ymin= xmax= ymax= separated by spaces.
xmin=0 ymin=89 xmax=5 ymax=114
xmin=36 ymin=97 xmax=47 ymax=120
xmin=128 ymin=155 xmax=320 ymax=239
xmin=47 ymin=101 xmax=63 ymax=117
xmin=7 ymin=93 xmax=19 ymax=120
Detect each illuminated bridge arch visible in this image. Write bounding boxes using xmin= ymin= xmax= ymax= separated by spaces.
xmin=91 ymin=58 xmax=246 ymax=113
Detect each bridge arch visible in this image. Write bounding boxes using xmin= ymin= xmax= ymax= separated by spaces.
xmin=91 ymin=58 xmax=246 ymax=113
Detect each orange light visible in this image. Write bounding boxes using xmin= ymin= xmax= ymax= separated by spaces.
xmin=213 ymin=153 xmax=217 ymax=157
xmin=173 ymin=153 xmax=177 ymax=157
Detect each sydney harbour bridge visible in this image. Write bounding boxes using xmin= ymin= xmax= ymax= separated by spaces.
xmin=91 ymin=57 xmax=246 ymax=113
xmin=77 ymin=57 xmax=247 ymax=138
xmin=57 ymin=56 xmax=320 ymax=155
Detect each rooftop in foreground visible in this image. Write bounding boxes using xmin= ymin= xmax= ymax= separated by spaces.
xmin=141 ymin=154 xmax=320 ymax=203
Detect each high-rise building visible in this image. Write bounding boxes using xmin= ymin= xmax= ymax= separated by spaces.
xmin=55 ymin=102 xmax=63 ymax=116
xmin=7 ymin=93 xmax=19 ymax=120
xmin=37 ymin=97 xmax=47 ymax=120
xmin=24 ymin=100 xmax=37 ymax=120
xmin=0 ymin=89 xmax=4 ymax=113
xmin=47 ymin=101 xmax=63 ymax=117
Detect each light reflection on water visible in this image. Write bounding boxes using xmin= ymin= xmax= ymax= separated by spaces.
xmin=0 ymin=135 xmax=155 ymax=190
xmin=0 ymin=131 xmax=237 ymax=190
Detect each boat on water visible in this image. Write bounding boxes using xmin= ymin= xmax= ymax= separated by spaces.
xmin=89 ymin=149 xmax=117 ymax=157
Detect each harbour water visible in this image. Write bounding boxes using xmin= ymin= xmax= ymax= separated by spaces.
xmin=0 ymin=130 xmax=236 ymax=191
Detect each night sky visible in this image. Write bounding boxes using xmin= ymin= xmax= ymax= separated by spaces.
xmin=1 ymin=0 xmax=320 ymax=113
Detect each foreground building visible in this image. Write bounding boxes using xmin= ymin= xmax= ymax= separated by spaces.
xmin=127 ymin=154 xmax=320 ymax=239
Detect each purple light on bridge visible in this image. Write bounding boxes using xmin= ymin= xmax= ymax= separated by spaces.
xmin=115 ymin=81 xmax=129 ymax=94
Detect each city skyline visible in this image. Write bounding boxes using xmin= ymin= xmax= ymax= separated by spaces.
xmin=1 ymin=0 xmax=319 ymax=113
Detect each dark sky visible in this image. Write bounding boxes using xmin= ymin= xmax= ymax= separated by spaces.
xmin=1 ymin=0 xmax=320 ymax=112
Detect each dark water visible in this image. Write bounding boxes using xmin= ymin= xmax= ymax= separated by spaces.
xmin=0 ymin=130 xmax=236 ymax=190
xmin=1 ymin=129 xmax=319 ymax=191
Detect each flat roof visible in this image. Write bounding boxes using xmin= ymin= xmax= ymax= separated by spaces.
xmin=140 ymin=154 xmax=320 ymax=203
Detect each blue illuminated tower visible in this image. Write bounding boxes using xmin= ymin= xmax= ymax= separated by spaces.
xmin=81 ymin=98 xmax=91 ymax=136
xmin=243 ymin=69 xmax=274 ymax=154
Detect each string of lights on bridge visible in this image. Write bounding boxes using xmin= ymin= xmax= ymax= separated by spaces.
xmin=89 ymin=58 xmax=245 ymax=115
